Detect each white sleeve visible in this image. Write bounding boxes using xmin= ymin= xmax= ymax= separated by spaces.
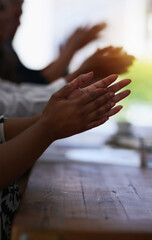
xmin=0 ymin=78 xmax=66 ymax=118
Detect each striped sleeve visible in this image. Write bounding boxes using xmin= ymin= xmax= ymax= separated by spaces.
xmin=0 ymin=115 xmax=5 ymax=144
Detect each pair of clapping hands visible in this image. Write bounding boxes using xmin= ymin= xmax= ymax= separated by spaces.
xmin=43 ymin=22 xmax=135 ymax=83
xmin=42 ymin=73 xmax=131 ymax=141
xmin=62 ymin=22 xmax=135 ymax=77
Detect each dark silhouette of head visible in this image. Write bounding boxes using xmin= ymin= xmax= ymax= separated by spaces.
xmin=0 ymin=0 xmax=23 ymax=41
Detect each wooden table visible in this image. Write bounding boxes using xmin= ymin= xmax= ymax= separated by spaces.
xmin=11 ymin=161 xmax=152 ymax=240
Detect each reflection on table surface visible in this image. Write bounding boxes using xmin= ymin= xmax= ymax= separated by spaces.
xmin=38 ymin=121 xmax=152 ymax=168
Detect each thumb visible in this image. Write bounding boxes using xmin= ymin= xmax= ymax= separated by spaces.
xmin=54 ymin=72 xmax=94 ymax=98
xmin=72 ymin=72 xmax=94 ymax=88
xmin=54 ymin=81 xmax=78 ymax=98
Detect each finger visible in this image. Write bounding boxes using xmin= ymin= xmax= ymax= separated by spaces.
xmin=114 ymin=55 xmax=135 ymax=68
xmin=93 ymin=22 xmax=107 ymax=31
xmin=73 ymin=72 xmax=94 ymax=88
xmin=87 ymin=102 xmax=115 ymax=122
xmin=86 ymin=117 xmax=109 ymax=131
xmin=90 ymin=74 xmax=118 ymax=89
xmin=121 ymin=55 xmax=135 ymax=66
xmin=84 ymin=91 xmax=114 ymax=114
xmin=112 ymin=89 xmax=131 ymax=103
xmin=68 ymin=72 xmax=94 ymax=99
xmin=108 ymin=79 xmax=131 ymax=93
xmin=110 ymin=47 xmax=123 ymax=55
xmin=105 ymin=105 xmax=123 ymax=117
xmin=78 ymin=88 xmax=106 ymax=105
xmin=54 ymin=72 xmax=94 ymax=99
xmin=90 ymin=22 xmax=107 ymax=36
xmin=54 ymin=81 xmax=77 ymax=98
xmin=118 ymin=54 xmax=135 ymax=66
xmin=123 ymin=52 xmax=135 ymax=60
xmin=99 ymin=22 xmax=107 ymax=30
xmin=87 ymin=105 xmax=123 ymax=130
xmin=97 ymin=46 xmax=113 ymax=55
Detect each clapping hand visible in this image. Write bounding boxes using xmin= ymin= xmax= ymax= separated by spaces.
xmin=42 ymin=72 xmax=131 ymax=140
xmin=61 ymin=22 xmax=107 ymax=53
xmin=75 ymin=46 xmax=135 ymax=84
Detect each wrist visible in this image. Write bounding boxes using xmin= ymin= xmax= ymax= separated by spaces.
xmin=62 ymin=43 xmax=76 ymax=58
xmin=38 ymin=115 xmax=57 ymax=144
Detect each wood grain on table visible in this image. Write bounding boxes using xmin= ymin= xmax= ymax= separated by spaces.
xmin=12 ymin=162 xmax=152 ymax=240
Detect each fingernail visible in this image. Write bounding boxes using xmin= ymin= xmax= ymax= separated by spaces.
xmin=117 ymin=105 xmax=123 ymax=110
xmin=86 ymin=71 xmax=93 ymax=76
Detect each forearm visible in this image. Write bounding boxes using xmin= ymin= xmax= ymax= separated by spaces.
xmin=4 ymin=115 xmax=41 ymax=141
xmin=42 ymin=47 xmax=75 ymax=82
xmin=0 ymin=118 xmax=54 ymax=190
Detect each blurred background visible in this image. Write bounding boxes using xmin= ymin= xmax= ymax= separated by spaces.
xmin=13 ymin=0 xmax=152 ymax=126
